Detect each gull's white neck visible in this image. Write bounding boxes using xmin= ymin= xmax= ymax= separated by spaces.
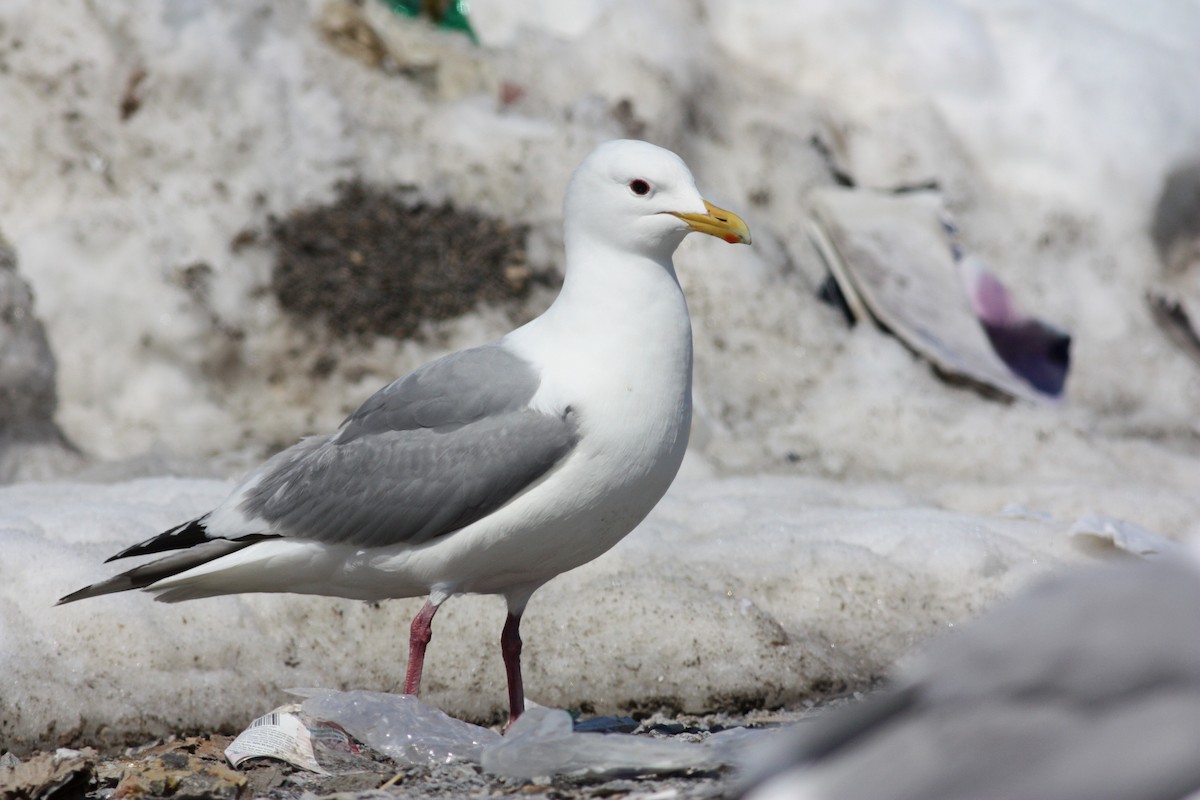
xmin=502 ymin=231 xmax=695 ymax=487
xmin=508 ymin=235 xmax=693 ymax=390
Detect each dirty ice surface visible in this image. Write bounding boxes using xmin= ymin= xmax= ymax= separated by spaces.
xmin=3 ymin=0 xmax=1200 ymax=761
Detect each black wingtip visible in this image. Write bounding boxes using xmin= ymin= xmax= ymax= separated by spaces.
xmin=56 ymin=591 xmax=85 ymax=606
xmin=60 ymin=537 xmax=273 ymax=607
xmin=104 ymin=516 xmax=212 ymax=562
xmin=56 ymin=581 xmax=115 ymax=606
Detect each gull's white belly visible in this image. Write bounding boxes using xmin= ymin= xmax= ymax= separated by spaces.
xmin=372 ymin=347 xmax=693 ymax=599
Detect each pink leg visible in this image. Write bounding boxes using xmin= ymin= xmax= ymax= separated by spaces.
xmin=501 ymin=612 xmax=524 ymax=729
xmin=404 ymin=600 xmax=439 ymax=695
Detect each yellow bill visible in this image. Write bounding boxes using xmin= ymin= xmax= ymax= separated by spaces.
xmin=670 ymin=200 xmax=752 ymax=245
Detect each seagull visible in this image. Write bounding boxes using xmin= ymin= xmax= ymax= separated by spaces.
xmin=59 ymin=139 xmax=751 ymax=727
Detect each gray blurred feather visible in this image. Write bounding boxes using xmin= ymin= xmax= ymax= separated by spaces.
xmin=742 ymin=558 xmax=1200 ymax=800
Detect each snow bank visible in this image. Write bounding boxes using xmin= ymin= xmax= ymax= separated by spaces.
xmin=3 ymin=473 xmax=1088 ymax=752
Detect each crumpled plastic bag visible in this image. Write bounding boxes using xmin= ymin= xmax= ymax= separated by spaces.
xmin=296 ymin=689 xmax=500 ymax=766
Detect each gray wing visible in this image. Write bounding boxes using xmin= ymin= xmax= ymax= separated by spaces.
xmin=336 ymin=344 xmax=546 ymax=439
xmin=239 ymin=344 xmax=579 ymax=548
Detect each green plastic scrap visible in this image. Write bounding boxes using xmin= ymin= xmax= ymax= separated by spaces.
xmin=382 ymin=0 xmax=478 ymax=44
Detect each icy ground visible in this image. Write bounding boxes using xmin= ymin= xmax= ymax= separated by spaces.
xmin=2 ymin=0 xmax=1200 ymax=756
xmin=4 ymin=471 xmax=1103 ymax=750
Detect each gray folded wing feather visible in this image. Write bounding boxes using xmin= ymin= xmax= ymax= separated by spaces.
xmin=237 ymin=344 xmax=579 ymax=549
xmin=337 ymin=343 xmax=548 ymax=439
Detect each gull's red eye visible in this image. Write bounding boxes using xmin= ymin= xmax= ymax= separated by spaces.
xmin=629 ymin=179 xmax=650 ymax=196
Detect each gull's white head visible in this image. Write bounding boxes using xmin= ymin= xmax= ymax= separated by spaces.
xmin=563 ymin=140 xmax=751 ymax=261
